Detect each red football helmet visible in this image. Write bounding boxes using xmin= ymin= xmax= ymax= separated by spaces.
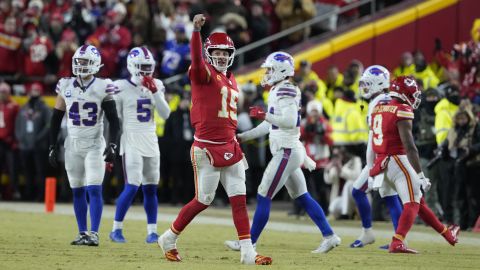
xmin=204 ymin=32 xmax=235 ymax=72
xmin=389 ymin=76 xmax=421 ymax=109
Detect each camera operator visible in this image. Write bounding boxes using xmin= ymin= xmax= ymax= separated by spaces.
xmin=438 ymin=102 xmax=480 ymax=230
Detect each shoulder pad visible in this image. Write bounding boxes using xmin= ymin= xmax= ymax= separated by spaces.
xmin=55 ymin=77 xmax=72 ymax=94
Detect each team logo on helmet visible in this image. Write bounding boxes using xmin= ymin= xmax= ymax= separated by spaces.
xmin=129 ymin=49 xmax=140 ymax=58
xmin=90 ymin=47 xmax=100 ymax=56
xmin=273 ymin=53 xmax=293 ymax=65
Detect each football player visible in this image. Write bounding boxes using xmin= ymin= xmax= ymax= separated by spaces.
xmin=350 ymin=65 xmax=403 ymax=248
xmin=225 ymin=51 xmax=341 ymax=253
xmin=109 ymin=47 xmax=171 ymax=244
xmin=369 ymin=76 xmax=460 ymax=253
xmin=49 ymin=45 xmax=120 ymax=246
xmin=157 ymin=14 xmax=272 ymax=265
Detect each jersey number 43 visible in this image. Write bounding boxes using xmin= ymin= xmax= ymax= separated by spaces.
xmin=69 ymin=102 xmax=97 ymax=126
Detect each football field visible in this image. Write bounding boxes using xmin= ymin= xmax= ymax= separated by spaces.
xmin=1 ymin=202 xmax=479 ymax=270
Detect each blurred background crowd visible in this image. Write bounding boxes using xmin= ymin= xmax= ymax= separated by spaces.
xmin=0 ymin=0 xmax=479 ymax=232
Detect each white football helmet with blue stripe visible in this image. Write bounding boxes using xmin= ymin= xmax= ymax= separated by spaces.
xmin=127 ymin=47 xmax=156 ymax=80
xmin=359 ymin=65 xmax=390 ymax=99
xmin=261 ymin=51 xmax=295 ymax=87
xmin=72 ymin=45 xmax=103 ymax=77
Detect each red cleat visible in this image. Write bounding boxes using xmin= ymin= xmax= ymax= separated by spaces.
xmin=443 ymin=224 xmax=460 ymax=246
xmin=255 ymin=255 xmax=273 ymax=265
xmin=389 ymin=238 xmax=418 ymax=254
xmin=164 ymin=249 xmax=182 ymax=262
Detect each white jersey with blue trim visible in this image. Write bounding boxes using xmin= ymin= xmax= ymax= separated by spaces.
xmin=56 ymin=77 xmax=115 ymax=140
xmin=367 ymin=92 xmax=391 ymax=127
xmin=114 ymin=78 xmax=165 ymax=157
xmin=267 ymin=80 xmax=302 ymax=153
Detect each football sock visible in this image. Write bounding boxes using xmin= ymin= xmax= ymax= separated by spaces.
xmin=296 ymin=192 xmax=333 ymax=236
xmin=250 ymin=194 xmax=271 ymax=244
xmin=418 ymin=198 xmax=446 ymax=234
xmin=229 ymin=195 xmax=251 ymax=240
xmin=352 ymin=188 xmax=372 ymax=229
xmin=394 ymin=202 xmax=419 ymax=240
xmin=384 ymin=195 xmax=402 ymax=231
xmin=171 ymin=199 xmax=208 ymax=234
xmin=142 ymin=184 xmax=158 ymax=225
xmin=114 ymin=184 xmax=139 ymax=222
xmin=112 ymin=220 xmax=123 ymax=231
xmin=147 ymin=224 xmax=157 ymax=235
xmin=87 ymin=185 xmax=103 ymax=233
xmin=72 ymin=187 xmax=88 ymax=233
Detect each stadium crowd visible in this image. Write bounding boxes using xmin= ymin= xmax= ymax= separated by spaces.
xmin=0 ymin=0 xmax=479 ymax=232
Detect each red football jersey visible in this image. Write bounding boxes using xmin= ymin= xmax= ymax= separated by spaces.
xmin=370 ymin=99 xmax=414 ymax=156
xmin=188 ymin=31 xmax=239 ymax=142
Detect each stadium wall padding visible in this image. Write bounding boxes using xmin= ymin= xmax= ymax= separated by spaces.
xmin=236 ymin=0 xmax=480 ymax=84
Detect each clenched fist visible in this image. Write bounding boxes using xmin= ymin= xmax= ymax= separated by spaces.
xmin=193 ymin=14 xmax=206 ymax=31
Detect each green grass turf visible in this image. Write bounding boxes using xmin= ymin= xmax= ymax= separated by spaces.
xmin=0 ymin=209 xmax=479 ymax=270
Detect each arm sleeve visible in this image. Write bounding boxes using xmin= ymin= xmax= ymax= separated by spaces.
xmin=340 ymin=157 xmax=363 ymax=181
xmin=265 ymin=98 xmax=298 ymax=129
xmin=49 ymin=108 xmax=65 ymax=145
xmin=101 ymin=99 xmax=120 ymax=145
xmin=366 ymin=130 xmax=374 ymax=168
xmin=238 ymin=120 xmax=270 ymax=141
xmin=153 ymin=91 xmax=170 ymax=119
xmin=188 ymin=31 xmax=210 ymax=84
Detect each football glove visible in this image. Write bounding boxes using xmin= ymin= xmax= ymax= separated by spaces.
xmin=48 ymin=145 xmax=58 ymax=168
xmin=418 ymin=172 xmax=431 ymax=193
xmin=103 ymin=143 xmax=117 ymax=163
xmin=249 ymin=106 xmax=266 ymax=120
xmin=142 ymin=76 xmax=158 ymax=93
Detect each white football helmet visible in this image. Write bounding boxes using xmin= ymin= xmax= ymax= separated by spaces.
xmin=359 ymin=65 xmax=390 ymax=99
xmin=261 ymin=51 xmax=295 ymax=87
xmin=127 ymin=46 xmax=156 ymax=79
xmin=72 ymin=45 xmax=103 ymax=77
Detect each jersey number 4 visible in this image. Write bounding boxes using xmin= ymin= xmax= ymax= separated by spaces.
xmin=372 ymin=114 xmax=383 ymax=146
xmin=218 ymin=86 xmax=238 ymax=120
xmin=69 ymin=102 xmax=97 ymax=126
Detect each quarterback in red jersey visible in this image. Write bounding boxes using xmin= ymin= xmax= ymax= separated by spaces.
xmin=157 ymin=14 xmax=272 ymax=265
xmin=369 ymin=76 xmax=460 ymax=254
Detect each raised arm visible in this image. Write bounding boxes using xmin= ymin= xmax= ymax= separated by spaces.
xmin=189 ymin=14 xmax=210 ymax=84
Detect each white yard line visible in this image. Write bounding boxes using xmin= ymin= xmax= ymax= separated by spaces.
xmin=1 ymin=202 xmax=479 ymax=246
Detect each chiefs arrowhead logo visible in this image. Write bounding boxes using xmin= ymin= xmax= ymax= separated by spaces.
xmin=224 ymin=152 xmax=233 ymax=160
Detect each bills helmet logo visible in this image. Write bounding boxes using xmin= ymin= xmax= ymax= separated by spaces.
xmin=273 ymin=53 xmax=293 ymax=65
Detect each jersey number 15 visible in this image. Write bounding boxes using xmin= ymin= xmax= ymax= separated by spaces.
xmin=218 ymin=86 xmax=238 ymax=120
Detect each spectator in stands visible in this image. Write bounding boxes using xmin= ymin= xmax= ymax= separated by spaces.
xmin=14 ymin=83 xmax=51 ymax=202
xmin=323 ymin=146 xmax=362 ymax=220
xmin=220 ymin=12 xmax=251 ymax=64
xmin=294 ymin=100 xmax=333 ymax=214
xmin=55 ymin=29 xmax=79 ymax=78
xmin=131 ymin=0 xmax=174 ymax=46
xmin=87 ymin=10 xmax=132 ymax=77
xmin=69 ymin=0 xmax=94 ymax=44
xmin=0 ymin=82 xmax=20 ymax=200
xmin=48 ymin=12 xmax=67 ymax=44
xmin=435 ymin=84 xmax=460 ymax=145
xmin=325 ymin=65 xmax=344 ymax=101
xmin=343 ymin=59 xmax=363 ymax=97
xmin=297 ymin=60 xmax=334 ymax=118
xmin=393 ymin=51 xmax=415 ymax=77
xmin=439 ymin=103 xmax=480 ymax=229
xmin=413 ymin=51 xmax=440 ymax=89
xmin=0 ymin=16 xmax=22 ymax=81
xmin=245 ymin=1 xmax=271 ymax=63
xmin=414 ymin=88 xmax=443 ymax=217
xmin=275 ymin=0 xmax=316 ymax=47
xmin=160 ymin=24 xmax=191 ymax=78
xmin=22 ymin=23 xmax=56 ymax=86
xmin=163 ymin=91 xmax=194 ymax=205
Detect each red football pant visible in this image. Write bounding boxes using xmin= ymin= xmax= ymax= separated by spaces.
xmin=394 ymin=202 xmax=420 ymax=240
xmin=171 ymin=199 xmax=209 ymax=234
xmin=229 ymin=195 xmax=251 ymax=240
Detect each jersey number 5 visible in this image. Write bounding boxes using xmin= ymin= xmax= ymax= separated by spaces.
xmin=218 ymin=86 xmax=238 ymax=120
xmin=372 ymin=114 xmax=383 ymax=146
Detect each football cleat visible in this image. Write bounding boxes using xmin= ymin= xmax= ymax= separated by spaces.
xmin=87 ymin=232 xmax=99 ymax=246
xmin=146 ymin=233 xmax=159 ymax=244
xmin=443 ymin=224 xmax=460 ymax=246
xmin=350 ymin=229 xmax=375 ymax=248
xmin=158 ymin=232 xmax=181 ymax=262
xmin=240 ymin=251 xmax=272 ymax=265
xmin=255 ymin=255 xmax=273 ymax=265
xmin=109 ymin=229 xmax=126 ymax=243
xmin=312 ymin=234 xmax=341 ymax=253
xmin=389 ymin=238 xmax=417 ymax=254
xmin=70 ymin=232 xmax=90 ymax=246
xmin=224 ymin=240 xmax=256 ymax=251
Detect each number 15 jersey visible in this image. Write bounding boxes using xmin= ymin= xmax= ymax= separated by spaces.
xmin=370 ymin=99 xmax=414 ymax=156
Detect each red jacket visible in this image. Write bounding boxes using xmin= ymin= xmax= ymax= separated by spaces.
xmin=0 ymin=27 xmax=22 ymax=74
xmin=23 ymin=36 xmax=54 ymax=76
xmin=300 ymin=115 xmax=333 ymax=169
xmin=0 ymin=99 xmax=19 ymax=147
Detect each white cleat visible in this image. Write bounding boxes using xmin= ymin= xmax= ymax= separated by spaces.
xmin=312 ymin=234 xmax=341 ymax=253
xmin=225 ymin=240 xmax=256 ymax=251
xmin=158 ymin=230 xmax=181 ymax=262
xmin=350 ymin=229 xmax=375 ymax=248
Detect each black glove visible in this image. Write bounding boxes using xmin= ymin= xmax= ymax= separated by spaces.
xmin=103 ymin=143 xmax=117 ymax=163
xmin=48 ymin=145 xmax=58 ymax=168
